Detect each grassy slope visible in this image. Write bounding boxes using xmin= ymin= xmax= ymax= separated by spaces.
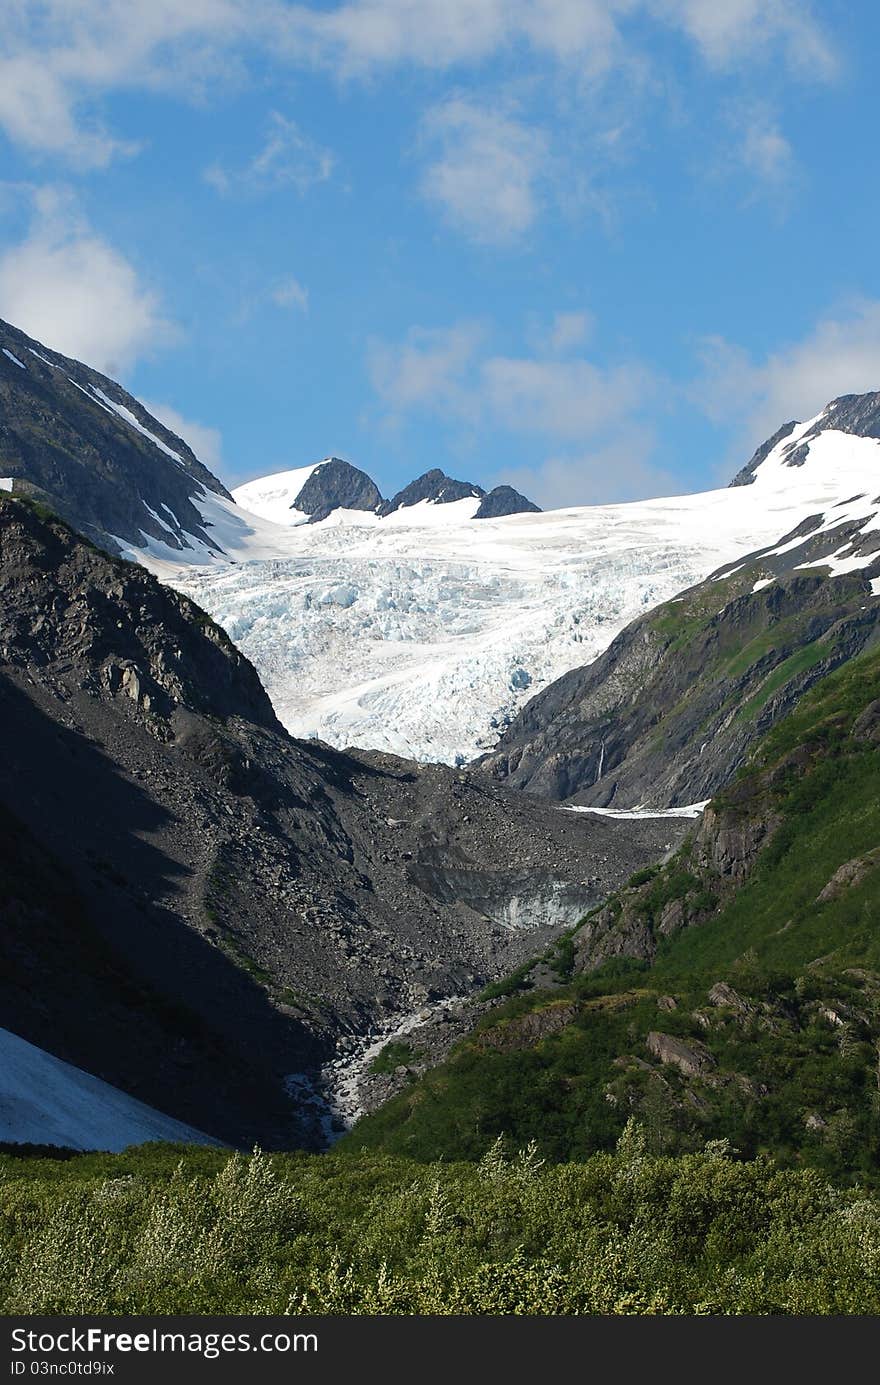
xmin=347 ymin=649 xmax=880 ymax=1181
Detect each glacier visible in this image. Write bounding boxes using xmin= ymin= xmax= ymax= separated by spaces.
xmin=130 ymin=419 xmax=880 ymax=766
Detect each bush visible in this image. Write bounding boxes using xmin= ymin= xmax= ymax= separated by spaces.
xmin=1 ymin=1139 xmax=878 ymax=1314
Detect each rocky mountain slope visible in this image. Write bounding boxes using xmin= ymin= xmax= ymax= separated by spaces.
xmin=0 ymin=494 xmax=683 ymax=1149
xmin=349 ymin=644 xmax=880 ymax=1179
xmin=483 ymin=405 xmax=880 ymax=804
xmin=0 ymin=317 xmax=230 ymax=557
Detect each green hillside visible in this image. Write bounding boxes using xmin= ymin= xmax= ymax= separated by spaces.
xmin=346 ymin=649 xmax=880 ymax=1182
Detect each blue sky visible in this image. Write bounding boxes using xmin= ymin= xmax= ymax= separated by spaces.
xmin=1 ymin=1 xmax=879 ymax=507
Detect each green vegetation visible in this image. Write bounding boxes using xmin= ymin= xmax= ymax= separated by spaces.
xmin=348 ymin=648 xmax=880 ymax=1181
xmin=370 ymin=1042 xmax=418 ymax=1075
xmin=478 ymin=957 xmax=540 ymax=1001
xmin=734 ymin=640 xmax=828 ymax=723
xmin=1 ymin=1139 xmax=879 ymax=1314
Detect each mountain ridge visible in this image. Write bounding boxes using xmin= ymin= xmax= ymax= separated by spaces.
xmin=0 ymin=492 xmax=682 ymax=1148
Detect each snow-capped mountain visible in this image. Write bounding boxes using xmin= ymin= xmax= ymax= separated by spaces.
xmin=235 ymin=457 xmax=383 ymax=526
xmin=4 ymin=314 xmax=879 ymax=767
xmin=161 ymin=400 xmax=880 ymax=764
xmin=234 ymin=459 xmax=540 ymax=526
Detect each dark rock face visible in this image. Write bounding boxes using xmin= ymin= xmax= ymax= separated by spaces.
xmin=0 ymin=317 xmax=230 ymax=556
xmin=806 ymin=391 xmax=880 ymax=442
xmin=0 ymin=497 xmax=678 ymax=1147
xmin=295 ymin=458 xmax=382 ymax=523
xmin=481 ymin=545 xmax=880 ymax=808
xmin=377 ymin=468 xmax=484 ymax=516
xmin=646 ymin=1032 xmax=715 ymax=1076
xmin=474 ymin=485 xmax=541 ymax=519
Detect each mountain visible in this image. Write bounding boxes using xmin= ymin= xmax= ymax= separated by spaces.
xmin=234 ymin=457 xmax=382 ymax=525
xmin=482 ymin=401 xmax=880 ymax=804
xmin=347 ymin=643 xmax=880 ymax=1179
xmin=729 ymin=392 xmax=880 ymax=486
xmin=376 ymin=467 xmax=484 ymax=516
xmin=0 ymin=316 xmax=231 ymax=557
xmin=236 ymin=462 xmax=541 ymax=525
xmin=171 ymin=408 xmax=880 ymax=764
xmin=7 ymin=313 xmax=853 ymax=771
xmin=0 ymin=317 xmax=539 ymax=568
xmin=475 ymin=484 xmax=541 ymax=519
xmin=0 ymin=492 xmax=683 ymax=1148
xmin=374 ymin=468 xmax=540 ymax=520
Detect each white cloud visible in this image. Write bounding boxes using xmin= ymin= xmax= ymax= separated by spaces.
xmin=695 ymin=299 xmax=880 ymax=457
xmin=496 ymin=428 xmax=676 ymax=507
xmin=298 ymin=0 xmax=834 ymax=78
xmin=204 ymin=113 xmax=334 ymax=196
xmin=302 ymin=0 xmax=625 ymax=74
xmin=143 ymin=401 xmax=223 ymax=472
xmin=0 ymin=187 xmax=175 ymax=375
xmin=369 ymin=318 xmax=655 ymax=442
xmin=481 ymin=356 xmax=651 ymax=437
xmin=419 ymin=99 xmax=549 ymax=244
xmin=367 ymin=321 xmax=485 ymax=421
xmin=535 ymin=309 xmax=594 ymax=355
xmin=271 ymin=276 xmax=310 ymax=312
xmin=650 ymin=0 xmax=838 ymax=79
xmin=740 ymin=119 xmax=793 ymax=185
xmin=0 ymin=2 xmax=837 ymax=169
xmin=0 ymin=57 xmax=136 ymax=169
xmin=369 ymin=318 xmax=666 ymax=503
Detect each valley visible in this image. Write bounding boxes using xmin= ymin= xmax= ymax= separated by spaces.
xmin=2 ymin=315 xmax=880 ymax=1189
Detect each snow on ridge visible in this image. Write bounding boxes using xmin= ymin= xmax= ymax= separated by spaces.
xmin=86 ymin=385 xmax=186 ymax=465
xmin=0 ymin=1026 xmax=217 ymax=1151
xmin=383 ymin=495 xmax=483 ymax=526
xmin=233 ymin=463 xmax=321 ymax=525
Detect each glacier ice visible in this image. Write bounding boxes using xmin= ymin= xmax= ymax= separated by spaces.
xmin=147 ymin=424 xmax=880 ymax=766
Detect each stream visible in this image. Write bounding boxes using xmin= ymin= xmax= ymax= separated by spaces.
xmin=286 ymin=993 xmax=466 ymax=1147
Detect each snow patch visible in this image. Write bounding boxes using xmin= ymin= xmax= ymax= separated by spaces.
xmin=0 ymin=478 xmax=13 ymax=493
xmin=2 ymin=348 xmax=25 ymax=369
xmin=563 ymin=801 xmax=710 ymax=819
xmin=27 ymin=347 xmax=58 ymax=369
xmin=0 ymin=1027 xmax=218 ymax=1151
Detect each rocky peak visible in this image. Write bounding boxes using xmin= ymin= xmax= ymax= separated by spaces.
xmin=376 ymin=468 xmax=484 ymax=517
xmin=729 ymin=421 xmax=800 ymax=487
xmin=295 ymin=457 xmax=383 ymax=523
xmin=0 ymin=495 xmax=277 ymax=731
xmin=474 ymin=484 xmax=542 ymax=519
xmin=0 ymin=316 xmax=230 ymax=557
xmin=730 ymin=390 xmax=880 ymax=486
